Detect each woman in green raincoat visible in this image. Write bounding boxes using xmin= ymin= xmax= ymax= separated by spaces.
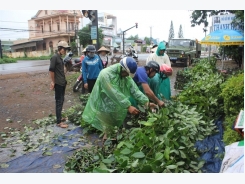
xmin=82 ymin=57 xmax=156 ymax=136
xmin=146 ymin=41 xmax=172 ymax=100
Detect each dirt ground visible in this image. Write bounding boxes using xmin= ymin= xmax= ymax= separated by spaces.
xmin=0 ymin=59 xmax=241 ymax=143
xmin=0 ymin=71 xmax=81 ymax=142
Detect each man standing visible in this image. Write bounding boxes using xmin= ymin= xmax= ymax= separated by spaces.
xmin=146 ymin=41 xmax=172 ymax=100
xmin=49 ymin=41 xmax=70 ymax=128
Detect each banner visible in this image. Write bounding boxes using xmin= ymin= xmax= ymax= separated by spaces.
xmin=212 ymin=14 xmax=240 ymax=32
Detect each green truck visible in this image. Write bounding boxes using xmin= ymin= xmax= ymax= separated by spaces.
xmin=166 ymin=38 xmax=201 ymax=67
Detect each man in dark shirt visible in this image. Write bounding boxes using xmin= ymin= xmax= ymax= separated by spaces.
xmin=133 ymin=61 xmax=165 ymax=107
xmin=49 ymin=41 xmax=70 ymax=128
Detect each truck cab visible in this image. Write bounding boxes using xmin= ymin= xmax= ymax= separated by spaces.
xmin=166 ymin=38 xmax=201 ymax=67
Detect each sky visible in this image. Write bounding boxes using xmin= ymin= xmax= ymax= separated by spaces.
xmin=0 ymin=9 xmax=212 ymax=42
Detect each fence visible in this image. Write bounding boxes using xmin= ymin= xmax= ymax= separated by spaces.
xmin=4 ymin=50 xmax=50 ymax=58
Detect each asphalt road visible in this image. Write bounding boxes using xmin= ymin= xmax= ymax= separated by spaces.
xmin=0 ymin=53 xmax=208 ymax=75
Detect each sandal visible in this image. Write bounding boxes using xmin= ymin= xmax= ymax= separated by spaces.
xmin=56 ymin=122 xmax=69 ymax=128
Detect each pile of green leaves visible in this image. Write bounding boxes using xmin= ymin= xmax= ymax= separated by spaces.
xmin=174 ymin=68 xmax=192 ymax=90
xmin=64 ymin=101 xmax=216 ymax=173
xmin=220 ymin=73 xmax=244 ymax=145
xmin=176 ymin=58 xmax=225 ymax=122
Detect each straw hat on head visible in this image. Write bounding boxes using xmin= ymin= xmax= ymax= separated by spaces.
xmin=97 ymin=46 xmax=109 ymax=54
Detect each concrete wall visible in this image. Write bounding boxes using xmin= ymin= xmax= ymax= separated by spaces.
xmin=4 ymin=50 xmax=50 ymax=58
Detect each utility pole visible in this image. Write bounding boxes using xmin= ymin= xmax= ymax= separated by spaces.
xmin=0 ymin=40 xmax=2 ymax=58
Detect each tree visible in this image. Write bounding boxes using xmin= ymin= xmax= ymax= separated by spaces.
xmin=190 ymin=10 xmax=244 ymax=31
xmin=178 ymin=24 xmax=184 ymax=38
xmin=168 ymin=21 xmax=174 ymax=43
xmin=144 ymin=37 xmax=151 ymax=45
xmin=190 ymin=10 xmax=244 ymax=68
xmin=77 ymin=25 xmax=104 ymax=49
xmin=126 ymin=34 xmax=139 ymax=40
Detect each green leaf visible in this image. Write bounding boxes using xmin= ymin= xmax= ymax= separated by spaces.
xmin=120 ymin=148 xmax=131 ymax=155
xmin=93 ymin=168 xmax=110 ymax=173
xmin=102 ymin=159 xmax=113 ymax=164
xmin=176 ymin=161 xmax=185 ymax=166
xmin=0 ymin=163 xmax=9 ymax=168
xmin=155 ymin=152 xmax=164 ymax=161
xmin=179 ymin=150 xmax=186 ymax=158
xmin=164 ymin=147 xmax=170 ymax=160
xmin=43 ymin=151 xmax=53 ymax=156
xmin=53 ymin=164 xmax=61 ymax=169
xmin=166 ymin=165 xmax=177 ymax=169
xmin=179 ymin=146 xmax=185 ymax=149
xmin=144 ymin=122 xmax=153 ymax=126
xmin=132 ymin=152 xmax=145 ymax=158
xmin=131 ymin=159 xmax=139 ymax=167
xmin=93 ymin=155 xmax=99 ymax=160
xmin=138 ymin=105 xmax=146 ymax=112
xmin=147 ymin=118 xmax=157 ymax=123
xmin=117 ymin=141 xmax=124 ymax=149
xmin=124 ymin=142 xmax=134 ymax=149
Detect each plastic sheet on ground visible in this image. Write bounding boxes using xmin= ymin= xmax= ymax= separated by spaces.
xmin=194 ymin=117 xmax=225 ymax=173
xmin=0 ymin=127 xmax=101 ymax=173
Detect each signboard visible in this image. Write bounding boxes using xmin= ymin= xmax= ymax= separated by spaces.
xmin=212 ymin=14 xmax=240 ymax=32
xmin=92 ymin=40 xmax=97 ymax=44
xmin=91 ymin=26 xmax=97 ymax=40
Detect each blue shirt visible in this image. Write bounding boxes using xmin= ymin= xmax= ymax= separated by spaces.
xmin=133 ymin=67 xmax=148 ymax=85
xmin=82 ymin=54 xmax=103 ymax=83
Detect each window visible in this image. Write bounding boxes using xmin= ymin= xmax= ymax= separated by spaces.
xmin=43 ymin=42 xmax=46 ymax=50
xmin=45 ymin=10 xmax=47 ymax=15
xmin=32 ymin=46 xmax=36 ymax=51
xmin=41 ymin=26 xmax=44 ymax=33
xmin=57 ymin=23 xmax=60 ymax=31
xmin=49 ymin=24 xmax=51 ymax=32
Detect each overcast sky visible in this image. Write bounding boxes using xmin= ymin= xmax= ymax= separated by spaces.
xmin=0 ymin=0 xmax=241 ymax=42
xmin=0 ymin=9 xmax=213 ymax=42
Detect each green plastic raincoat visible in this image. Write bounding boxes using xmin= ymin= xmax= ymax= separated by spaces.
xmin=82 ymin=63 xmax=149 ymax=134
xmin=146 ymin=42 xmax=171 ymax=100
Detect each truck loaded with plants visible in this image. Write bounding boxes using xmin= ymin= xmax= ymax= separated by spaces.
xmin=63 ymin=58 xmax=243 ymax=173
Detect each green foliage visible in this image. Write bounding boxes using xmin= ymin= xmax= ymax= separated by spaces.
xmin=222 ymin=116 xmax=243 ymax=145
xmin=178 ymin=24 xmax=184 ymax=38
xmin=144 ymin=37 xmax=151 ymax=45
xmin=127 ymin=34 xmax=139 ymax=41
xmin=0 ymin=57 xmax=17 ymax=64
xmin=190 ymin=10 xmax=244 ymax=29
xmin=220 ymin=73 xmax=244 ymax=117
xmin=168 ymin=20 xmax=174 ymax=42
xmin=78 ymin=25 xmax=104 ymax=48
xmin=220 ymin=73 xmax=244 ymax=145
xmin=176 ymin=58 xmax=224 ymax=122
xmin=64 ymin=101 xmax=215 ymax=173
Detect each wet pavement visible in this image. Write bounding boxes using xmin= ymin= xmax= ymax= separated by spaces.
xmin=0 ymin=60 xmax=50 ymax=75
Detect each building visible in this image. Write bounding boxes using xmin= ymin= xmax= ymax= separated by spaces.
xmin=97 ymin=12 xmax=118 ymax=48
xmin=11 ymin=10 xmax=83 ymax=54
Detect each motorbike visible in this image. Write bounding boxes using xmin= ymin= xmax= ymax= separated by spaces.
xmin=125 ymin=46 xmax=138 ymax=63
xmin=73 ymin=67 xmax=85 ymax=93
xmin=63 ymin=51 xmax=82 ymax=72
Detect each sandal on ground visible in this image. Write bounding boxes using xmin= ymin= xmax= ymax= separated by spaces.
xmin=56 ymin=122 xmax=69 ymax=128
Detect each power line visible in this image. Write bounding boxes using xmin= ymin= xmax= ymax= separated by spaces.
xmin=0 ymin=20 xmax=27 ymax=23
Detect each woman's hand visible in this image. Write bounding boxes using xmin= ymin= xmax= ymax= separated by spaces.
xmin=128 ymin=106 xmax=140 ymax=115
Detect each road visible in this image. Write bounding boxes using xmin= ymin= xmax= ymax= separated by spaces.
xmin=0 ymin=60 xmax=50 ymax=75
